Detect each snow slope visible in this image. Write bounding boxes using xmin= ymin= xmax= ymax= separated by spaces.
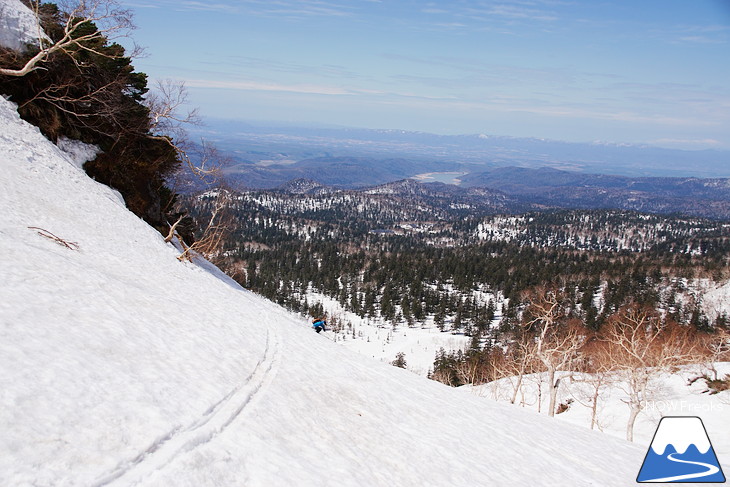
xmin=466 ymin=365 xmax=730 ymax=475
xmin=299 ymin=289 xmax=474 ymax=375
xmin=0 ymin=95 xmax=647 ymax=486
xmin=0 ymin=0 xmax=47 ymax=52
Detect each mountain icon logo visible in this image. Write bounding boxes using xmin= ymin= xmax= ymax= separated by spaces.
xmin=637 ymin=416 xmax=726 ymax=483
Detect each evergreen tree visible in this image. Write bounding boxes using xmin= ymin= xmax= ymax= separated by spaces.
xmin=0 ymin=3 xmax=180 ymax=228
xmin=391 ymin=352 xmax=407 ymax=369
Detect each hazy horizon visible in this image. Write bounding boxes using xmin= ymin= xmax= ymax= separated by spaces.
xmin=196 ymin=115 xmax=730 ymax=153
xmin=123 ymin=0 xmax=730 ymax=151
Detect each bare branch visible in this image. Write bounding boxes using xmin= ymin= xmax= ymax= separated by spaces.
xmin=0 ymin=0 xmax=135 ymax=77
xmin=174 ymin=190 xmax=233 ymax=262
xmin=519 ymin=287 xmax=584 ymax=416
xmin=164 ymin=214 xmax=185 ymax=243
xmin=598 ymin=304 xmax=703 ymax=441
xmin=144 ymin=80 xmax=226 ymax=183
xmin=28 ymin=226 xmax=79 ymax=250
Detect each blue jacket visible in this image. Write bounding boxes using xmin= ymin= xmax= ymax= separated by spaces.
xmin=312 ymin=320 xmax=326 ymax=328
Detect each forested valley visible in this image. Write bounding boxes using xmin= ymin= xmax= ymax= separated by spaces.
xmin=179 ymin=181 xmax=730 ymax=414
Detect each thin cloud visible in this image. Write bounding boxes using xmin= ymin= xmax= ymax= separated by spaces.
xmin=123 ymin=2 xmax=161 ymax=8
xmin=222 ymin=56 xmax=361 ymax=80
xmin=183 ymin=77 xmax=461 ymax=103
xmin=234 ymin=0 xmax=356 ymax=18
xmin=652 ymin=24 xmax=729 ymax=45
xmin=185 ymin=79 xmax=352 ymax=96
xmin=649 ymin=138 xmax=723 ymax=147
xmin=471 ymin=4 xmax=559 ymax=22
xmin=422 ymin=8 xmax=449 ymax=15
xmin=177 ymin=2 xmax=237 ymax=12
xmin=124 ymin=0 xmax=356 ymax=18
xmin=676 ymin=34 xmax=727 ymax=44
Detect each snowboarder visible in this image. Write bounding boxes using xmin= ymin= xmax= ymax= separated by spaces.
xmin=312 ymin=318 xmax=327 ymax=333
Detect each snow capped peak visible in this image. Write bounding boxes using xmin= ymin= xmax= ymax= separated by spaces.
xmin=0 ymin=0 xmax=49 ymax=51
xmin=650 ymin=417 xmax=712 ymax=455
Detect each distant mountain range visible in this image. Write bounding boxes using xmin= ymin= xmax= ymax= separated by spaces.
xmin=221 ymin=156 xmax=459 ymax=189
xmin=179 ymin=121 xmax=730 ymax=219
xmin=265 ymin=173 xmax=730 ymax=220
xmin=460 ymin=167 xmax=730 ymax=219
xmin=193 ymin=120 xmax=730 ymax=178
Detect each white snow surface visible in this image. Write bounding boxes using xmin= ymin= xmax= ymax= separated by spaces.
xmin=0 ymin=0 xmax=48 ymax=52
xmin=57 ymin=136 xmax=101 ymax=170
xmin=0 ymin=95 xmax=647 ymax=486
xmin=300 ymin=289 xmax=474 ymax=376
xmin=695 ymin=279 xmax=730 ymax=322
xmin=466 ymin=364 xmax=730 ymax=475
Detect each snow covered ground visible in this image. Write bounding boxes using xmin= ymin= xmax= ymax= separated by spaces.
xmin=693 ymin=279 xmax=730 ymax=323
xmin=465 ymin=364 xmax=730 ymax=477
xmin=0 ymin=95 xmax=655 ymax=485
xmin=299 ymin=289 xmax=475 ymax=375
xmin=0 ymin=0 xmax=47 ymax=52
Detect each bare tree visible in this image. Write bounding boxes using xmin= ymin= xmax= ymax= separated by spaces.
xmin=145 ymin=79 xmax=223 ymax=180
xmin=521 ymin=288 xmax=584 ymax=417
xmin=169 ymin=189 xmax=232 ymax=263
xmin=453 ymin=355 xmax=490 ymax=386
xmin=570 ymin=337 xmax=616 ymax=431
xmin=699 ymin=328 xmax=730 ymax=381
xmin=600 ymin=304 xmax=700 ymax=441
xmin=491 ymin=333 xmax=538 ymax=406
xmin=0 ymin=0 xmax=136 ymax=77
xmin=431 ymin=368 xmax=457 ymax=387
xmin=144 ymin=79 xmax=230 ymax=192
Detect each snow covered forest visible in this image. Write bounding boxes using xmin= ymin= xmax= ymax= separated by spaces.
xmin=179 ymin=185 xmax=730 ymax=445
xmin=1 ymin=0 xmax=728 ymax=485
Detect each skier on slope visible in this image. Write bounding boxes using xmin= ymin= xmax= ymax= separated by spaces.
xmin=312 ymin=318 xmax=327 ymax=333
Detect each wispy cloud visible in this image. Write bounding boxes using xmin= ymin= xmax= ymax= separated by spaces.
xmin=648 ymin=138 xmax=723 ymax=148
xmin=221 ymin=56 xmax=362 ymax=80
xmin=186 ymin=74 xmax=718 ymax=129
xmin=677 ymin=35 xmax=723 ymax=44
xmin=463 ymin=4 xmax=559 ymax=22
xmin=185 ymin=79 xmax=352 ymax=96
xmin=125 ymin=0 xmax=356 ymax=18
xmin=183 ymin=77 xmax=458 ymax=101
xmin=123 ymin=2 xmax=161 ymax=8
xmin=652 ymin=24 xmax=729 ymax=45
xmin=381 ymin=53 xmax=581 ymax=89
xmin=177 ymin=2 xmax=238 ymax=12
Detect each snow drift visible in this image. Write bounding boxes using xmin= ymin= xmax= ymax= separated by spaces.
xmin=0 ymin=0 xmax=47 ymax=52
xmin=0 ymin=95 xmax=648 ymax=485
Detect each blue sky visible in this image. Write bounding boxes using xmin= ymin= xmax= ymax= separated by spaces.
xmin=121 ymin=0 xmax=730 ymax=149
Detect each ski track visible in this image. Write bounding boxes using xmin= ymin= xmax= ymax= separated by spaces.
xmin=92 ymin=325 xmax=282 ymax=487
xmin=642 ymin=452 xmax=721 ymax=483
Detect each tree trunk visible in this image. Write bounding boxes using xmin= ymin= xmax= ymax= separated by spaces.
xmin=547 ymin=368 xmax=559 ymax=417
xmin=510 ymin=373 xmax=523 ymax=405
xmin=626 ymin=404 xmax=640 ymax=442
xmin=590 ymin=388 xmax=599 ymax=430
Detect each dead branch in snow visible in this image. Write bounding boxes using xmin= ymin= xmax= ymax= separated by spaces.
xmin=28 ymin=226 xmax=79 ymax=250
